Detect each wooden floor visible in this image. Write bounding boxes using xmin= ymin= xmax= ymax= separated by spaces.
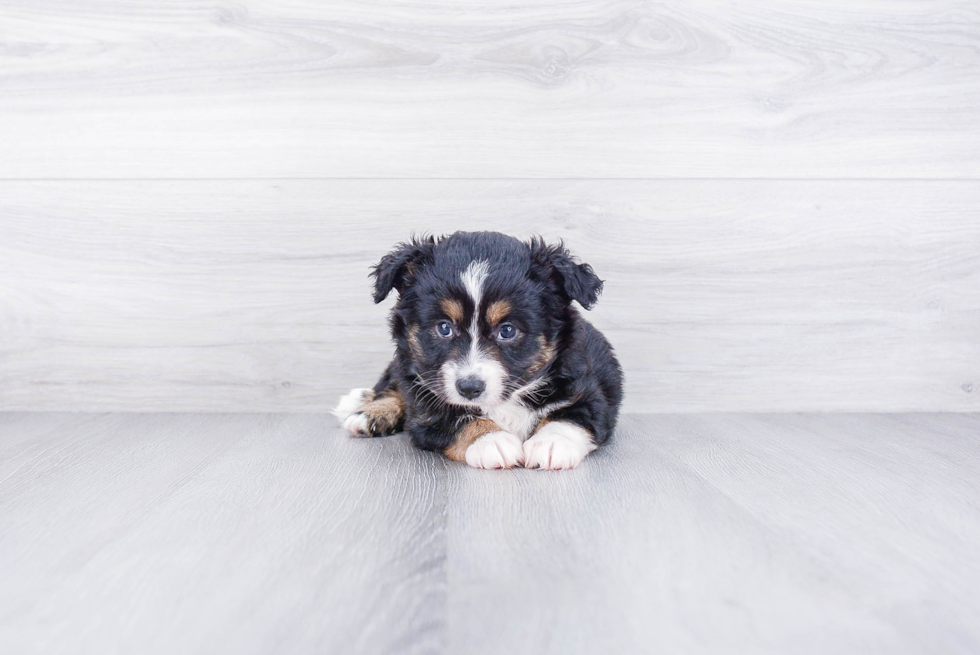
xmin=2 ymin=412 xmax=978 ymax=654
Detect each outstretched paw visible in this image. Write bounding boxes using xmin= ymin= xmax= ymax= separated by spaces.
xmin=332 ymin=387 xmax=406 ymax=438
xmin=464 ymin=431 xmax=525 ymax=469
xmin=331 ymin=388 xmax=375 ymax=437
xmin=523 ymin=421 xmax=596 ymax=470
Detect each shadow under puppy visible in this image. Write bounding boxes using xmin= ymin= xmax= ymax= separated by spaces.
xmin=333 ymin=231 xmax=623 ymax=470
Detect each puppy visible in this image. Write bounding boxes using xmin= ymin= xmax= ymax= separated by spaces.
xmin=333 ymin=231 xmax=623 ymax=470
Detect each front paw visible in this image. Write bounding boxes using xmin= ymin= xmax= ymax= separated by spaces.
xmin=342 ymin=413 xmax=373 ymax=438
xmin=332 ymin=388 xmax=375 ymax=437
xmin=464 ymin=431 xmax=525 ymax=469
xmin=523 ymin=421 xmax=597 ymax=470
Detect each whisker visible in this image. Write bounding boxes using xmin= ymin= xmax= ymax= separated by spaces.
xmin=409 ymin=373 xmax=450 ymax=414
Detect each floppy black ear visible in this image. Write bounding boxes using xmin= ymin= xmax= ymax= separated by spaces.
xmin=370 ymin=236 xmax=435 ymax=304
xmin=528 ymin=237 xmax=604 ymax=309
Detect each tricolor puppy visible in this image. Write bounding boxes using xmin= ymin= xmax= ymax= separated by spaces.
xmin=333 ymin=231 xmax=623 ymax=470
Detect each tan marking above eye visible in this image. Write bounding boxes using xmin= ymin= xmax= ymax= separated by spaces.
xmin=440 ymin=298 xmax=465 ymax=324
xmin=486 ymin=300 xmax=512 ymax=326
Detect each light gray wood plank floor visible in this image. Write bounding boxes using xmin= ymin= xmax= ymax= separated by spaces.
xmin=2 ymin=412 xmax=978 ymax=654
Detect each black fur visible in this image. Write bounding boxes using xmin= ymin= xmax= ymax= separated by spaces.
xmin=366 ymin=231 xmax=623 ymax=455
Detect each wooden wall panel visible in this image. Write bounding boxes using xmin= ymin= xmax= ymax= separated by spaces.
xmin=1 ymin=179 xmax=977 ymax=412
xmin=0 ymin=0 xmax=977 ymax=178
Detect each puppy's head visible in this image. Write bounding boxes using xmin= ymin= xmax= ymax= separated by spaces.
xmin=372 ymin=231 xmax=603 ymax=409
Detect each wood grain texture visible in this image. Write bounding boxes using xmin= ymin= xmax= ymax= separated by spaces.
xmin=2 ymin=412 xmax=979 ymax=654
xmin=0 ymin=413 xmax=446 ymax=655
xmin=447 ymin=413 xmax=980 ymax=653
xmin=0 ymin=0 xmax=978 ymax=178
xmin=1 ymin=179 xmax=978 ymax=412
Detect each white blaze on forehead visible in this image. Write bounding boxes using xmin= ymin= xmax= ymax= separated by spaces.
xmin=460 ymin=259 xmax=490 ymax=359
xmin=460 ymin=260 xmax=490 ymax=316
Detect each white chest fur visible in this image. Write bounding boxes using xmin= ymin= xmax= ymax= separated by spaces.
xmin=482 ymin=398 xmax=567 ymax=441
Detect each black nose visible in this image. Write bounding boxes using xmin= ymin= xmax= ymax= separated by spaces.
xmin=456 ymin=376 xmax=486 ymax=400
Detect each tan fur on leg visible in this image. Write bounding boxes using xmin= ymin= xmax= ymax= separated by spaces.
xmin=358 ymin=390 xmax=407 ymax=435
xmin=444 ymin=418 xmax=501 ymax=462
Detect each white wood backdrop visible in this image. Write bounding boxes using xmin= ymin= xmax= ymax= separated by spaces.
xmin=1 ymin=0 xmax=979 ymax=178
xmin=0 ymin=0 xmax=978 ymax=412
xmin=1 ymin=180 xmax=977 ymax=412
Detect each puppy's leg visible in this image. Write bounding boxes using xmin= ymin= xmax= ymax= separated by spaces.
xmin=333 ymin=362 xmax=406 ymax=437
xmin=444 ymin=418 xmax=524 ymax=470
xmin=523 ymin=399 xmax=608 ymax=470
xmin=332 ymin=387 xmax=376 ymax=434
xmin=523 ymin=393 xmax=617 ymax=470
xmin=524 ymin=422 xmax=595 ymax=470
xmin=523 ymin=420 xmax=596 ymax=470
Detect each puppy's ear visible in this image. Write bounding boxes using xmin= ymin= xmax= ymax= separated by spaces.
xmin=370 ymin=236 xmax=435 ymax=303
xmin=528 ymin=237 xmax=604 ymax=310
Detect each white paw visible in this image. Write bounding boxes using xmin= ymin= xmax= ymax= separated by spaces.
xmin=342 ymin=413 xmax=372 ymax=438
xmin=332 ymin=388 xmax=375 ymax=436
xmin=464 ymin=431 xmax=525 ymax=469
xmin=523 ymin=421 xmax=597 ymax=470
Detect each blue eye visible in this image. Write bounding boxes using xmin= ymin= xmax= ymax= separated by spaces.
xmin=436 ymin=321 xmax=453 ymax=338
xmin=497 ymin=324 xmax=517 ymax=340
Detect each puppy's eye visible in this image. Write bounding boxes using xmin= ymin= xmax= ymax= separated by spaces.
xmin=497 ymin=323 xmax=517 ymax=340
xmin=436 ymin=321 xmax=454 ymax=338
